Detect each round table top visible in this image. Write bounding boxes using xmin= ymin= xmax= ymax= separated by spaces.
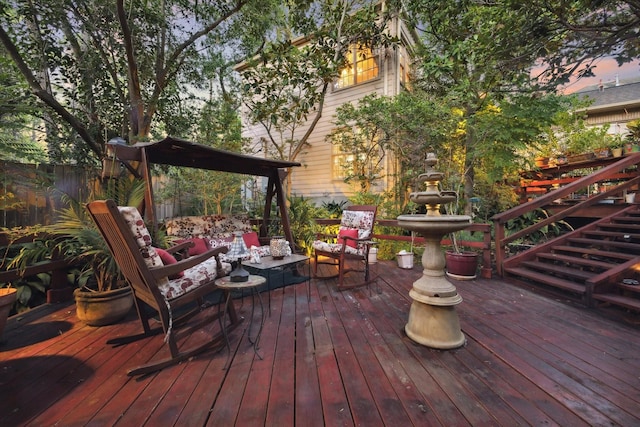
xmin=215 ymin=274 xmax=266 ymax=290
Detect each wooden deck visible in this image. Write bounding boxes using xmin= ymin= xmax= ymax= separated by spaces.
xmin=1 ymin=260 xmax=639 ymax=426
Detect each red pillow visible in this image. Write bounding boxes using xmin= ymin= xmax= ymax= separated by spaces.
xmin=338 ymin=228 xmax=359 ymax=248
xmin=154 ymin=247 xmax=184 ymax=279
xmin=242 ymin=232 xmax=261 ymax=248
xmin=177 ymin=238 xmax=210 ymax=256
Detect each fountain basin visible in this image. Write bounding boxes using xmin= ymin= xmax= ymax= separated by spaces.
xmin=397 ymin=214 xmax=471 ymax=235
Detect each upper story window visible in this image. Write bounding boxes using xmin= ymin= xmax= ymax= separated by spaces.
xmin=334 ymin=45 xmax=379 ymax=90
xmin=399 ymin=51 xmax=410 ymax=89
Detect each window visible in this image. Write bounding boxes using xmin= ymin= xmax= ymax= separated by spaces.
xmin=399 ymin=51 xmax=410 ymax=89
xmin=332 ymin=144 xmax=354 ymax=180
xmin=334 ymin=46 xmax=379 ymax=90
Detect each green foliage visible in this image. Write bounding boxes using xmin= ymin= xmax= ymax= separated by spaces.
xmin=287 ymin=194 xmax=324 ymax=256
xmin=505 ymin=208 xmax=573 ymax=247
xmin=9 ymin=177 xmax=146 ymax=293
xmin=0 ymin=0 xmax=284 ymax=161
xmin=626 ymin=119 xmax=640 ymax=141
xmin=321 ymin=200 xmax=347 ymax=219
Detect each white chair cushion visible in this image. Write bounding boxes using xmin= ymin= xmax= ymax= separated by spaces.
xmin=312 ymin=240 xmax=363 ymax=255
xmin=119 ymin=205 xmax=231 ymax=299
xmin=160 ymin=258 xmax=232 ymax=300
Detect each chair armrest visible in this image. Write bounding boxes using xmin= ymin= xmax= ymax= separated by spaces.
xmin=150 ymin=246 xmax=228 ymax=280
xmin=166 ymin=240 xmax=194 ymax=254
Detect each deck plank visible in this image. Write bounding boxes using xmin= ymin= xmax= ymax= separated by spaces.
xmin=1 ymin=260 xmax=639 ymax=426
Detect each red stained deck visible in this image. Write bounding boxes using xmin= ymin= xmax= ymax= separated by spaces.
xmin=1 ymin=261 xmax=639 ymax=426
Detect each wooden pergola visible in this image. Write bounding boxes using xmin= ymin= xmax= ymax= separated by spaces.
xmin=107 ymin=136 xmax=301 ymax=244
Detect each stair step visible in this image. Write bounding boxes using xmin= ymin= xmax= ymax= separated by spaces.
xmin=521 ymin=260 xmax=596 ymax=280
xmin=619 ymin=281 xmax=640 ymax=294
xmin=592 ymin=293 xmax=640 ymax=312
xmin=536 ymin=252 xmax=614 ymax=269
xmin=505 ymin=267 xmax=587 ymax=294
xmin=611 ymin=216 xmax=640 ymax=224
xmin=582 ymin=230 xmax=640 ymax=240
xmin=551 ymin=245 xmax=635 ymax=261
xmin=566 ymin=237 xmax=640 ymax=252
xmin=597 ymin=223 xmax=640 ymax=232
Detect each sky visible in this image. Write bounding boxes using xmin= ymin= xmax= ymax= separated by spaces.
xmin=560 ymin=57 xmax=640 ymax=93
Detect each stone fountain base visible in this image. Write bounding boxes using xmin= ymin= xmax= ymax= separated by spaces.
xmin=405 ymin=301 xmax=466 ymax=349
xmin=397 ymin=215 xmax=471 ymax=350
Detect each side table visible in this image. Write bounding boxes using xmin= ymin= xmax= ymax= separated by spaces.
xmin=215 ymin=274 xmax=266 ymax=369
xmin=242 ymin=253 xmax=310 ymax=314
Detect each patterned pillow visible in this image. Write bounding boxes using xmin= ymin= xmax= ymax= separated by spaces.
xmin=118 ymin=206 xmax=163 ymax=269
xmin=340 ymin=210 xmax=375 ymax=240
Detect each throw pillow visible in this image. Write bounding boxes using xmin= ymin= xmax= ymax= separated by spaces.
xmin=154 ymin=247 xmax=184 ymax=279
xmin=242 ymin=231 xmax=261 ymax=248
xmin=338 ymin=228 xmax=359 ymax=248
xmin=177 ymin=238 xmax=210 ymax=256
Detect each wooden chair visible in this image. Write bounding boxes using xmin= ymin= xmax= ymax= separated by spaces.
xmin=312 ymin=205 xmax=377 ymax=290
xmin=86 ymin=199 xmax=238 ymax=376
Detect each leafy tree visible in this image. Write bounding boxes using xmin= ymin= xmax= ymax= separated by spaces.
xmin=240 ymin=0 xmax=399 ymax=194
xmin=0 ymin=0 xmax=282 ymax=164
xmin=404 ymin=1 xmax=568 ymax=214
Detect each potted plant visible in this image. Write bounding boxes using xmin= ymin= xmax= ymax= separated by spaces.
xmin=13 ymin=178 xmax=148 ymax=326
xmin=445 ymin=231 xmax=478 ymax=280
xmin=0 ymin=285 xmax=17 ymax=341
xmin=625 ymin=119 xmax=640 ymax=153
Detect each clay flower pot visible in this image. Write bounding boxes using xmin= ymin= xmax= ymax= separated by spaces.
xmin=0 ymin=288 xmax=17 ymax=341
xmin=445 ymin=251 xmax=478 ymax=280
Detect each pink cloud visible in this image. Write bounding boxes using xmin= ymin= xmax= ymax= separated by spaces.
xmin=562 ymin=58 xmax=640 ymax=93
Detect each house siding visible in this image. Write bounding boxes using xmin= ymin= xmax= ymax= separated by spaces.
xmin=240 ymin=16 xmax=414 ymax=205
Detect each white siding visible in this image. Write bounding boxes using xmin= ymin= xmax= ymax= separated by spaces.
xmin=241 ymin=16 xmax=414 ymax=205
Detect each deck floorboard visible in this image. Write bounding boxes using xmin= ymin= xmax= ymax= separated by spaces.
xmin=1 ymin=260 xmax=639 ymax=426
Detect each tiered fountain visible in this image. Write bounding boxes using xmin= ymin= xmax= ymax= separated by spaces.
xmin=397 ymin=153 xmax=471 ymax=349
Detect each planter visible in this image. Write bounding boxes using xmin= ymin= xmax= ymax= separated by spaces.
xmin=534 ymin=157 xmax=549 ymax=168
xmin=567 ymin=152 xmax=595 ymax=164
xmin=445 ymin=251 xmax=478 ymax=280
xmin=74 ymin=286 xmax=133 ymax=326
xmin=612 ymin=147 xmax=623 ymax=157
xmin=396 ymin=251 xmax=414 ymax=269
xmin=594 ymin=148 xmax=611 ymax=158
xmin=0 ymin=288 xmax=17 ymax=341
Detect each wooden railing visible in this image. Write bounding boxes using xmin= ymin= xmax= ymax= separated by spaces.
xmin=315 ymin=218 xmax=493 ymax=278
xmin=492 ymin=153 xmax=640 ymax=276
xmin=0 ymin=234 xmax=76 ymax=303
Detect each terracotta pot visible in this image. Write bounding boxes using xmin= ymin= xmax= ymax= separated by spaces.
xmin=0 ymin=288 xmax=17 ymax=341
xmin=74 ymin=286 xmax=133 ymax=326
xmin=445 ymin=251 xmax=478 ymax=280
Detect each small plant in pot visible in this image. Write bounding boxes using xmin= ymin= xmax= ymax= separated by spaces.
xmin=22 ymin=178 xmax=147 ymax=326
xmin=445 ymin=231 xmax=478 ymax=280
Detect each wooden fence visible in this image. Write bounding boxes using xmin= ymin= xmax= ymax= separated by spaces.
xmin=0 ymin=161 xmax=98 ymax=229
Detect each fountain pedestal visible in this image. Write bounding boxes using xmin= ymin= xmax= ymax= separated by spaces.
xmin=398 ymin=216 xmax=470 ymax=348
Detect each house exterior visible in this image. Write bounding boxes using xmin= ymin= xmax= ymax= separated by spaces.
xmin=239 ymin=14 xmax=415 ymax=205
xmin=575 ymin=78 xmax=640 ymax=138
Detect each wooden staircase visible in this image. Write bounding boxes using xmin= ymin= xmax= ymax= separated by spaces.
xmin=503 ymin=204 xmax=640 ymax=311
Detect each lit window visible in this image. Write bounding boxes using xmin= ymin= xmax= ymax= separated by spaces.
xmin=399 ymin=51 xmax=410 ymax=88
xmin=334 ymin=46 xmax=379 ymax=90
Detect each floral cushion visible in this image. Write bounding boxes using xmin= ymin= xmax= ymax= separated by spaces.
xmin=209 ymin=238 xmax=271 ymax=262
xmin=340 ymin=210 xmax=375 ymax=239
xmin=118 ymin=206 xmax=163 ymax=269
xmin=312 ymin=209 xmax=375 ymax=256
xmin=160 ymin=258 xmax=232 ymax=300
xmin=165 ymin=215 xmax=253 ymax=239
xmin=165 ymin=215 xmax=271 ymax=262
xmin=312 ymin=240 xmax=362 ymax=255
xmin=119 ymin=206 xmax=230 ymax=300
